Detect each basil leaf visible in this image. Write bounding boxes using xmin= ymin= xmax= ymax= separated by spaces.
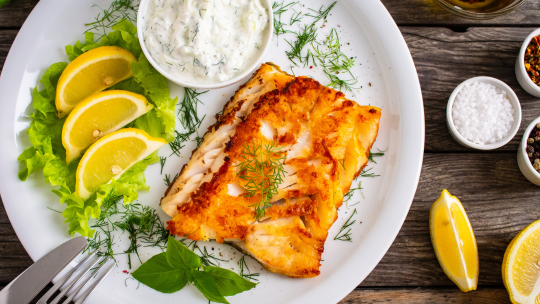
xmin=204 ymin=266 xmax=258 ymax=296
xmin=192 ymin=270 xmax=229 ymax=304
xmin=132 ymin=252 xmax=188 ymax=293
xmin=166 ymin=236 xmax=201 ymax=269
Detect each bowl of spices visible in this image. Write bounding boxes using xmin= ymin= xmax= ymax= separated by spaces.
xmin=432 ymin=0 xmax=528 ymax=20
xmin=137 ymin=0 xmax=273 ymax=89
xmin=516 ymin=28 xmax=540 ymax=97
xmin=447 ymin=76 xmax=521 ymax=150
xmin=517 ymin=118 xmax=540 ymax=186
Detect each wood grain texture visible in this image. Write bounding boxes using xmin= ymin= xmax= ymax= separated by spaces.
xmin=0 ymin=30 xmax=17 ymax=73
xmin=0 ymin=0 xmax=39 ymax=29
xmin=340 ymin=287 xmax=511 ymax=304
xmin=382 ymin=0 xmax=540 ymax=26
xmin=402 ymin=26 xmax=540 ymax=152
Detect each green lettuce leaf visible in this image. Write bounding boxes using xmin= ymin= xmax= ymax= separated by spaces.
xmin=18 ymin=20 xmax=175 ymax=237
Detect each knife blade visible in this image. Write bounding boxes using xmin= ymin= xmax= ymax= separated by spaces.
xmin=0 ymin=237 xmax=87 ymax=304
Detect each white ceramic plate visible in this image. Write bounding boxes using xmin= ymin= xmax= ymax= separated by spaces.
xmin=0 ymin=0 xmax=424 ymax=303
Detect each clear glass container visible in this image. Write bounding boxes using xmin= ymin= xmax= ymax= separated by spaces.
xmin=432 ymin=0 xmax=528 ymax=19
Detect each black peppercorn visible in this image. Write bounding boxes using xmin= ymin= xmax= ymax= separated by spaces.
xmin=534 ymin=152 xmax=540 ymax=159
xmin=528 ymin=145 xmax=535 ymax=154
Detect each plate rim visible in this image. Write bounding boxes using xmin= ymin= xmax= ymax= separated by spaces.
xmin=0 ymin=0 xmax=425 ymax=303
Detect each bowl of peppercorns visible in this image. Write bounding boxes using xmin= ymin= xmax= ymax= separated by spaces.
xmin=518 ymin=117 xmax=540 ymax=185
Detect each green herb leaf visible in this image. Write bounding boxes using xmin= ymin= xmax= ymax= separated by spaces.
xmin=192 ymin=270 xmax=229 ymax=304
xmin=132 ymin=252 xmax=189 ymax=293
xmin=166 ymin=236 xmax=202 ymax=270
xmin=204 ymin=266 xmax=258 ymax=296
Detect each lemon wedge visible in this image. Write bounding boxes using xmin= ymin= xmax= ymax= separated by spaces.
xmin=503 ymin=219 xmax=540 ymax=304
xmin=62 ymin=90 xmax=153 ymax=163
xmin=56 ymin=46 xmax=137 ymax=117
xmin=430 ymin=189 xmax=479 ymax=292
xmin=75 ymin=128 xmax=166 ymax=200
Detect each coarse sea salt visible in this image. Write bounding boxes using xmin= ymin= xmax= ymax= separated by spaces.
xmin=452 ymin=81 xmax=514 ymax=145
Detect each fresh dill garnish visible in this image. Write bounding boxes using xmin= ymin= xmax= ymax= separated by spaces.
xmin=179 ymin=87 xmax=207 ymax=131
xmin=344 ymin=179 xmax=363 ymax=205
xmin=338 ymin=159 xmax=346 ymax=171
xmin=238 ymin=255 xmax=260 ymax=281
xmin=195 ymin=132 xmax=205 ymax=149
xmin=272 ymin=1 xmax=298 ymax=43
xmin=169 ymin=130 xmax=186 ymax=157
xmin=334 ymin=209 xmax=357 ymax=242
xmin=197 ymin=246 xmax=228 ymax=267
xmin=85 ymin=0 xmax=138 ymax=40
xmin=164 ymin=173 xmax=179 ymax=187
xmin=86 ymin=192 xmax=170 ymax=267
xmin=368 ymin=149 xmax=386 ymax=164
xmin=360 ymin=167 xmax=379 ymax=178
xmin=47 ymin=207 xmax=62 ymax=213
xmin=159 ymin=156 xmax=166 ymax=174
xmin=237 ymin=140 xmax=287 ymax=221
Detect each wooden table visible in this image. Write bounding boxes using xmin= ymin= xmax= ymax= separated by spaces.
xmin=1 ymin=0 xmax=539 ymax=302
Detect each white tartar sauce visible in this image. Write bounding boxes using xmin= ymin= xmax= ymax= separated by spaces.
xmin=143 ymin=0 xmax=269 ymax=84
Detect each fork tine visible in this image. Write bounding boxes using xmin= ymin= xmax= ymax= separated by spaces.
xmin=48 ymin=256 xmax=107 ymax=304
xmin=37 ymin=250 xmax=98 ymax=304
xmin=61 ymin=260 xmax=116 ymax=304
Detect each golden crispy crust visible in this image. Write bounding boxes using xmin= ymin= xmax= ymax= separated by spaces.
xmin=164 ymin=64 xmax=381 ymax=278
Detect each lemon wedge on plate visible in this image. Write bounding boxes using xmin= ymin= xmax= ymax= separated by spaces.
xmin=56 ymin=46 xmax=137 ymax=117
xmin=75 ymin=128 xmax=166 ymax=200
xmin=62 ymin=90 xmax=153 ymax=163
xmin=430 ymin=189 xmax=479 ymax=292
xmin=503 ymin=219 xmax=540 ymax=304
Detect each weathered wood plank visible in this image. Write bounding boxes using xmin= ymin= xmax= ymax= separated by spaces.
xmin=361 ymin=152 xmax=537 ymax=287
xmin=0 ymin=30 xmax=17 ymax=74
xmin=402 ymin=26 xmax=540 ymax=152
xmin=382 ymin=0 xmax=540 ymax=26
xmin=340 ymin=287 xmax=511 ymax=304
xmin=0 ymin=0 xmax=39 ymax=29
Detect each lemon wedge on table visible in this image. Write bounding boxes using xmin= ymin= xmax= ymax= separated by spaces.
xmin=75 ymin=128 xmax=167 ymax=200
xmin=430 ymin=189 xmax=479 ymax=292
xmin=62 ymin=90 xmax=153 ymax=163
xmin=56 ymin=46 xmax=137 ymax=117
xmin=503 ymin=219 xmax=540 ymax=304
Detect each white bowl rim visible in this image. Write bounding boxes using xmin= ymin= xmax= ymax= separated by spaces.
xmin=517 ymin=28 xmax=540 ymax=94
xmin=520 ymin=116 xmax=540 ymax=178
xmin=136 ymin=0 xmax=274 ymax=89
xmin=446 ymin=76 xmax=522 ymax=150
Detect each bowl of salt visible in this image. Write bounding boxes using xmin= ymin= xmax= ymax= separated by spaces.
xmin=446 ymin=76 xmax=521 ymax=150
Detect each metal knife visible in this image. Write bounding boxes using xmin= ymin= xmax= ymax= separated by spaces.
xmin=0 ymin=237 xmax=87 ymax=304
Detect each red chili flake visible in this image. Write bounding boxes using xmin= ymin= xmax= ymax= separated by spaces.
xmin=525 ymin=35 xmax=540 ymax=86
xmin=536 ymin=131 xmax=540 ymax=137
xmin=309 ymin=66 xmax=313 ymax=69
xmin=123 ymin=270 xmax=128 ymax=274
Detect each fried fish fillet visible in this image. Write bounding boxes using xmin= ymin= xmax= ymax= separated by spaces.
xmin=161 ymin=63 xmax=381 ymax=278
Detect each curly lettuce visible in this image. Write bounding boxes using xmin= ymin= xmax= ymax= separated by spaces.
xmin=17 ymin=20 xmax=176 ymax=237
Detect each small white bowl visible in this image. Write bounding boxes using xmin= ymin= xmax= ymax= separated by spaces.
xmin=136 ymin=0 xmax=273 ymax=89
xmin=516 ymin=28 xmax=540 ymax=97
xmin=446 ymin=76 xmax=522 ymax=150
xmin=518 ymin=117 xmax=540 ymax=186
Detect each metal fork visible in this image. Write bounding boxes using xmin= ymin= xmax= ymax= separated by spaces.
xmin=37 ymin=251 xmax=116 ymax=304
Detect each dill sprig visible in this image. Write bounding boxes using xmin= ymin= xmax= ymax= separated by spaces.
xmin=85 ymin=0 xmax=139 ymax=40
xmin=334 ymin=209 xmax=357 ymax=242
xmin=238 ymin=255 xmax=260 ymax=281
xmin=159 ymin=156 xmax=166 ymax=174
xmin=368 ymin=149 xmax=386 ymax=164
xmin=272 ymin=1 xmax=298 ymax=43
xmin=360 ymin=167 xmax=379 ymax=178
xmin=237 ymin=140 xmax=287 ymax=221
xmin=164 ymin=173 xmax=179 ymax=187
xmin=169 ymin=130 xmax=186 ymax=157
xmin=344 ymin=179 xmax=363 ymax=205
xmin=197 ymin=246 xmax=228 ymax=267
xmin=86 ymin=192 xmax=171 ymax=268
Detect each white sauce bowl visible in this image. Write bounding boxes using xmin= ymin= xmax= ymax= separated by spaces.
xmin=518 ymin=117 xmax=540 ymax=186
xmin=446 ymin=76 xmax=522 ymax=150
xmin=137 ymin=0 xmax=273 ymax=89
xmin=516 ymin=28 xmax=540 ymax=97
